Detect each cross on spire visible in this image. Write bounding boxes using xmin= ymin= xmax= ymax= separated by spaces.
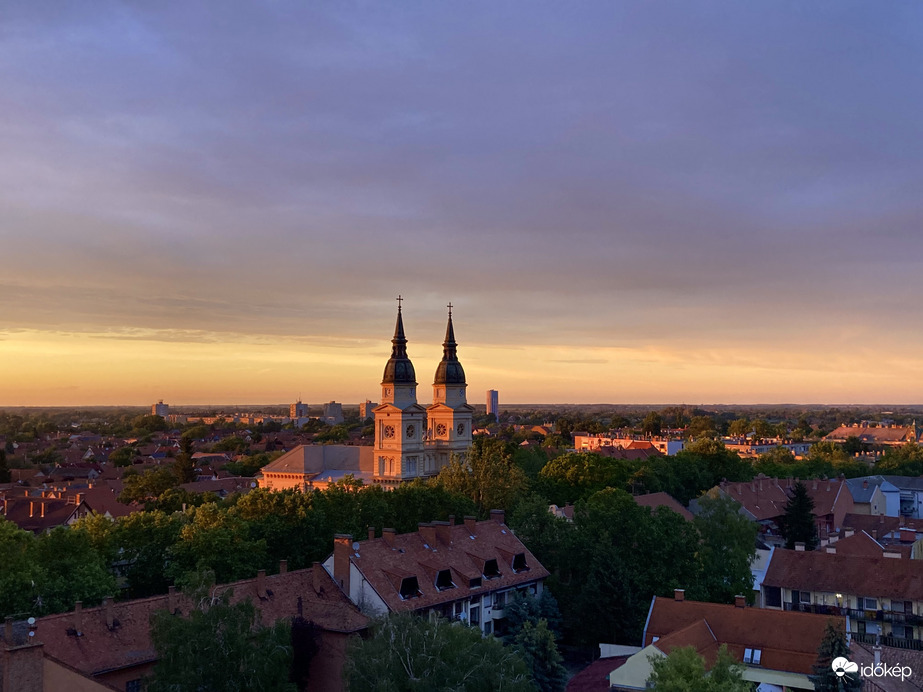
xmin=396 ymin=295 xmax=403 ymax=310
xmin=447 ymin=302 xmax=453 ymax=317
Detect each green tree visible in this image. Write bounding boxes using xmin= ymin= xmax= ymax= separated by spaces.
xmin=147 ymin=582 xmax=295 ymax=692
xmin=109 ymin=445 xmax=138 ymax=467
xmin=174 ymin=437 xmax=197 ymax=484
xmin=877 ymin=442 xmax=923 ymax=476
xmin=346 ymin=613 xmax=535 ymax=692
xmin=538 ymin=452 xmax=635 ymax=504
xmin=809 ymin=621 xmax=862 ymax=692
xmin=778 ymin=481 xmax=818 ymax=550
xmin=119 ymin=467 xmax=179 ymax=504
xmin=642 ymin=412 xmax=663 ymax=436
xmin=437 ymin=437 xmax=528 ymax=513
xmin=0 ymin=517 xmax=41 ymax=618
xmin=0 ymin=449 xmax=11 ymax=483
xmin=514 ymin=619 xmax=567 ymax=692
xmin=692 ymin=494 xmax=757 ymax=603
xmin=33 ymin=527 xmax=116 ymax=615
xmin=648 ymin=644 xmax=748 ymax=692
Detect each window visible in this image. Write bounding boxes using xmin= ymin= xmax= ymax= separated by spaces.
xmin=399 ymin=576 xmax=421 ymax=600
xmin=406 ymin=456 xmax=417 ymax=476
xmin=800 ymin=591 xmax=811 ymax=604
xmin=512 ymin=552 xmax=529 ymax=572
xmin=484 ymin=621 xmax=492 ymax=635
xmin=764 ymin=586 xmax=781 ymax=608
xmin=484 ymin=558 xmax=501 ymax=579
xmin=493 ymin=591 xmax=506 ymax=608
xmin=864 ymin=597 xmax=879 ymax=610
xmin=469 ymin=577 xmax=482 ymax=589
xmin=743 ymin=649 xmax=762 ymax=665
xmin=470 ymin=606 xmax=480 ymax=625
xmin=436 ymin=569 xmax=456 ymax=591
xmin=891 ymin=600 xmax=905 ymax=614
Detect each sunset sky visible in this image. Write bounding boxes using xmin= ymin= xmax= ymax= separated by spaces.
xmin=2 ymin=1 xmax=923 ymax=406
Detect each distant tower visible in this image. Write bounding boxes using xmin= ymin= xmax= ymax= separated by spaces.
xmin=427 ymin=304 xmax=474 ymax=472
xmin=152 ymin=400 xmax=169 ymax=418
xmin=373 ymin=297 xmax=427 ymax=484
xmin=323 ymin=401 xmax=344 ymax=424
xmin=486 ymin=390 xmax=499 ymax=419
xmin=291 ymin=400 xmax=309 ymax=419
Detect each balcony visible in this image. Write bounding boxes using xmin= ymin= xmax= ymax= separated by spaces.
xmin=853 ymin=632 xmax=923 ymax=651
xmin=783 ymin=603 xmax=923 ymax=626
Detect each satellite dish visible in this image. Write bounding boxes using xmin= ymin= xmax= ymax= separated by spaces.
xmin=352 ymin=541 xmax=360 ymax=551
xmin=27 ymin=617 xmax=35 ymax=625
xmin=28 ymin=631 xmax=35 ymax=637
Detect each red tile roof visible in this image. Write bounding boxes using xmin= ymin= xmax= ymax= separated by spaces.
xmin=1 ymin=496 xmax=87 ymax=533
xmin=566 ymin=656 xmax=630 ymax=692
xmin=633 ymin=492 xmax=694 ymax=521
xmin=35 ymin=565 xmax=366 ymax=678
xmin=645 ymin=596 xmax=843 ymax=675
xmin=347 ymin=517 xmax=549 ymax=613
xmin=763 ymin=548 xmax=923 ymax=601
xmin=719 ymin=477 xmax=849 ymax=521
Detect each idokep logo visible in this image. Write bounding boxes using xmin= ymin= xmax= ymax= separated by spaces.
xmin=833 ymin=656 xmax=913 ymax=682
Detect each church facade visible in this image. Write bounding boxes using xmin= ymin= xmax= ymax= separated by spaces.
xmin=373 ymin=301 xmax=474 ymax=485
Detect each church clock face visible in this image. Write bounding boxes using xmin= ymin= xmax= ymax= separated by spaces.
xmin=436 ymin=423 xmax=447 ymax=436
xmin=406 ymin=424 xmax=415 ymax=438
xmin=384 ymin=425 xmax=395 ymax=439
xmin=457 ymin=423 xmax=465 ymax=436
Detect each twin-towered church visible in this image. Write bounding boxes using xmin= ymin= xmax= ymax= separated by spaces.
xmin=373 ymin=300 xmax=474 ymax=484
xmin=258 ymin=300 xmax=473 ymax=492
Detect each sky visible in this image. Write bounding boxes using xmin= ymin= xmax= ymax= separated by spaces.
xmin=2 ymin=1 xmax=923 ymax=406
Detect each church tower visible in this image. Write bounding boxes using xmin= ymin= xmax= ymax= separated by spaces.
xmin=426 ymin=304 xmax=474 ymax=473
xmin=373 ymin=298 xmax=427 ymax=484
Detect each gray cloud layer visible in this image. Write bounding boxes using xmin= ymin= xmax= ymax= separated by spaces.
xmin=2 ymin=1 xmax=923 ymax=356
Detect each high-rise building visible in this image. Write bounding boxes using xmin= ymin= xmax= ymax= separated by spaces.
xmin=291 ymin=400 xmax=309 ymax=419
xmin=152 ymin=400 xmax=169 ymax=418
xmin=323 ymin=401 xmax=344 ymax=425
xmin=359 ymin=400 xmax=378 ymax=420
xmin=486 ymin=390 xmax=499 ymax=418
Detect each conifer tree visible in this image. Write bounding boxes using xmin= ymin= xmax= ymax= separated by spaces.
xmin=779 ymin=481 xmax=818 ymax=550
xmin=810 ymin=621 xmax=862 ymax=692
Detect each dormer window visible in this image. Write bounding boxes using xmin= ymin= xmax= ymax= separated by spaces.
xmin=436 ymin=569 xmax=456 ymax=591
xmin=512 ymin=553 xmax=529 ymax=573
xmin=399 ymin=576 xmax=421 ymax=600
xmin=484 ymin=558 xmax=501 ymax=579
xmin=469 ymin=577 xmax=482 ymax=589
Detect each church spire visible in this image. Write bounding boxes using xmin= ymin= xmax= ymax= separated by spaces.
xmin=433 ymin=303 xmax=465 ymax=385
xmin=382 ymin=296 xmax=416 ymax=385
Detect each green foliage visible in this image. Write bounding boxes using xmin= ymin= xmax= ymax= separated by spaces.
xmin=226 ymin=452 xmax=278 ymax=477
xmin=779 ymin=481 xmax=818 ymax=550
xmin=173 ymin=437 xmax=197 ymax=484
xmin=437 ymin=437 xmax=528 ymax=513
xmin=877 ymin=442 xmax=923 ymax=476
xmin=691 ymin=494 xmax=757 ymax=603
xmin=648 ymin=644 xmax=749 ymax=692
xmin=119 ymin=467 xmax=179 ymax=504
xmin=346 ymin=613 xmax=535 ymax=692
xmin=212 ymin=436 xmax=249 ymax=453
xmin=810 ymin=622 xmax=861 ymax=692
xmin=0 ymin=517 xmax=42 ymax=618
xmin=131 ymin=414 xmax=169 ymax=434
xmin=313 ymin=424 xmax=350 ymax=443
xmin=33 ymin=527 xmax=116 ymax=614
xmin=148 ymin=588 xmax=295 ymax=692
xmin=0 ymin=450 xmax=11 ymax=482
xmin=503 ymin=589 xmax=563 ymax=641
xmin=108 ymin=445 xmax=138 ymax=467
xmin=514 ymin=619 xmax=567 ymax=692
xmin=181 ymin=424 xmax=211 ymax=441
xmin=538 ymin=452 xmax=635 ymax=504
xmin=642 ymin=411 xmax=663 ymax=436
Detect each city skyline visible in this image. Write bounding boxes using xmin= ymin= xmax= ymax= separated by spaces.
xmin=3 ymin=2 xmax=923 ymax=405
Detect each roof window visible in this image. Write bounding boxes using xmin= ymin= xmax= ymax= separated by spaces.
xmin=469 ymin=577 xmax=482 ymax=589
xmin=399 ymin=576 xmax=422 ymax=600
xmin=743 ymin=649 xmax=762 ymax=665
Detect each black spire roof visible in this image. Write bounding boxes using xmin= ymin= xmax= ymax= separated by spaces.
xmin=434 ymin=304 xmax=466 ymax=386
xmin=381 ymin=299 xmax=416 ymax=385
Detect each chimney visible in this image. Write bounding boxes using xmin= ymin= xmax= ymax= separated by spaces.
xmin=41 ymin=503 xmax=45 ymax=518
xmin=674 ymin=589 xmax=685 ymax=602
xmin=333 ymin=534 xmax=352 ymax=595
xmin=448 ymin=515 xmax=455 ymax=526
xmin=30 ymin=501 xmax=34 ymax=518
xmin=463 ymin=516 xmax=477 ymax=533
xmin=368 ymin=526 xmax=376 ymax=541
xmin=434 ymin=520 xmax=451 ymax=545
xmin=795 ymin=542 xmax=806 ymax=551
xmin=256 ymin=569 xmax=267 ymax=598
xmin=382 ymin=528 xmax=396 ymax=547
xmin=845 ymin=529 xmax=855 ymax=538
xmin=826 ymin=547 xmax=837 ymax=554
xmin=5 ymin=616 xmax=13 ymax=642
xmin=872 ymin=529 xmax=878 ymax=540
xmin=104 ymin=597 xmax=114 ymax=629
xmin=312 ymin=562 xmax=323 ymax=594
xmin=74 ymin=601 xmax=83 ymax=634
xmin=490 ymin=509 xmax=505 ymax=525
xmin=813 ymin=480 xmax=818 ymax=490
xmin=874 ymin=645 xmax=882 ymax=667
xmin=734 ymin=595 xmax=746 ymax=608
xmin=418 ymin=523 xmax=437 ymax=547
xmin=168 ymin=586 xmax=178 ymax=613
xmin=863 ymin=480 xmax=869 ymax=489
xmin=279 ymin=559 xmax=288 ymax=574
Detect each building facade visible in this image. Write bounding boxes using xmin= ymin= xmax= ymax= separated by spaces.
xmin=290 ymin=400 xmax=309 ymax=419
xmin=486 ymin=389 xmax=499 ymax=418
xmin=372 ymin=303 xmax=474 ymax=485
xmin=151 ymin=400 xmax=169 ymax=418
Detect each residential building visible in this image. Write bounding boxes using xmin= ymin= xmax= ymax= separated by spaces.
xmin=323 ymin=401 xmax=344 ymax=425
xmin=359 ymin=400 xmax=377 ymax=420
xmin=290 ymin=400 xmax=309 ymax=419
xmin=879 ymin=476 xmax=923 ymax=519
xmin=606 ymin=590 xmax=846 ymax=691
xmin=825 ymin=422 xmax=917 ymax=447
xmin=844 ymin=476 xmax=901 ymax=516
xmin=151 ymin=400 xmax=169 ymax=418
xmin=0 ymin=495 xmax=90 ymax=533
xmin=487 ymin=389 xmax=499 ymax=418
xmin=322 ymin=510 xmax=548 ymax=635
xmin=713 ymin=476 xmax=854 ymax=545
xmin=761 ymin=547 xmax=923 ymax=647
xmin=373 ymin=302 xmax=473 ymax=485
xmin=721 ymin=437 xmax=813 ymax=458
xmin=4 ymin=563 xmax=366 ymax=692
xmin=574 ymin=433 xmax=685 ymax=456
